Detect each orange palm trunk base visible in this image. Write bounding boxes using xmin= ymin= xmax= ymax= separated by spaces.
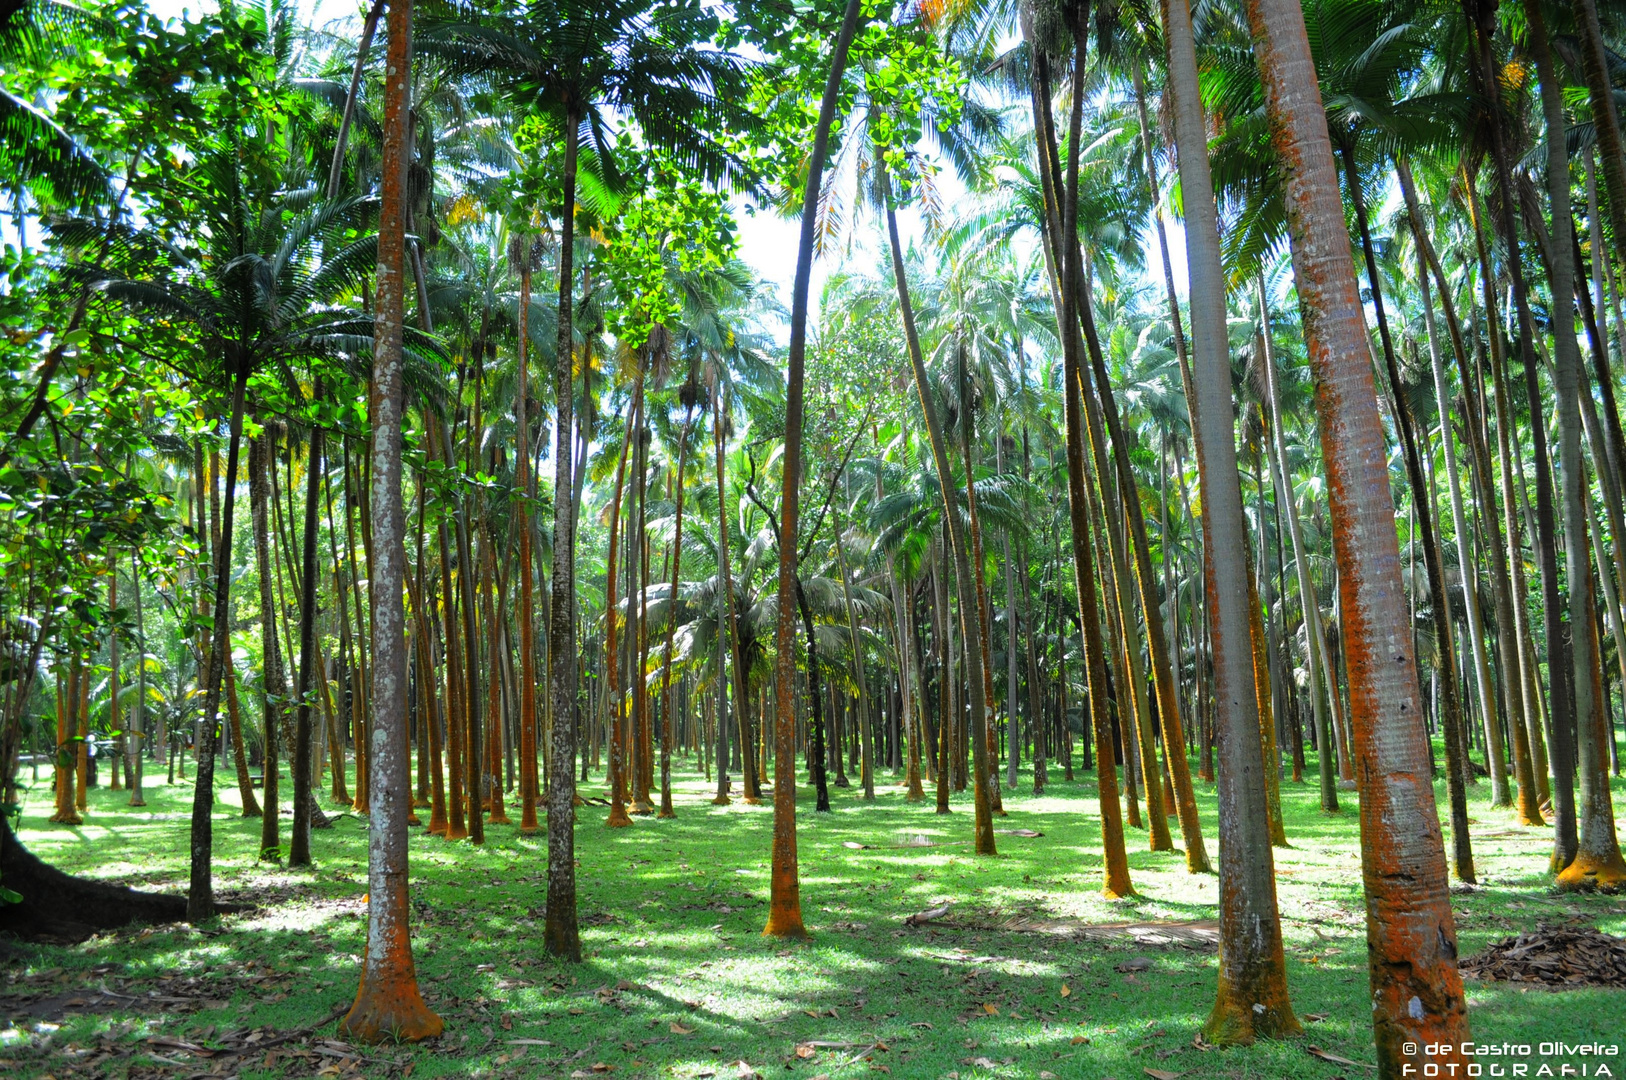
xmin=606 ymin=808 xmax=633 ymax=827
xmin=50 ymin=764 xmax=82 ymax=825
xmin=1203 ymin=968 xmax=1300 ymax=1045
xmin=443 ymin=821 xmax=469 ymax=841
xmin=1556 ymin=848 xmax=1626 ymax=891
xmin=340 ymin=974 xmax=443 ymax=1044
xmin=1514 ymin=787 xmax=1545 ymax=828
xmin=762 ymin=865 xmax=809 ymax=939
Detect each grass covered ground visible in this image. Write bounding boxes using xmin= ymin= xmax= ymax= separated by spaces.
xmin=4 ymin=752 xmax=1626 ymax=1079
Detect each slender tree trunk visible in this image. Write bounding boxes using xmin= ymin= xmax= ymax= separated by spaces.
xmin=128 ymin=553 xmax=146 ymax=806
xmin=289 ymin=399 xmax=326 ymax=864
xmin=1414 ymin=246 xmax=1508 ymax=807
xmin=656 ymin=403 xmax=695 ymax=818
xmin=224 ymin=666 xmax=260 ymax=817
xmin=1465 ymin=194 xmax=1548 ymax=819
xmin=1467 ymin=0 xmax=1576 ymax=868
xmin=543 ymin=104 xmax=583 ymax=959
xmin=1340 ymin=144 xmax=1473 ymax=882
xmin=1259 ymin=282 xmax=1339 ymax=812
xmin=1150 ymin=0 xmax=1300 ymax=1039
xmin=1249 ymin=0 xmax=1469 ymax=1065
xmin=884 ymin=167 xmax=996 ymax=854
xmin=834 ymin=528 xmax=874 ymax=800
xmin=186 ymin=363 xmax=249 ymax=922
xmin=515 ymin=258 xmax=540 ymax=834
xmin=1030 ymin=18 xmax=1129 ymax=894
xmin=764 ymin=0 xmax=866 ymax=940
xmin=604 ymin=380 xmax=639 ymax=826
xmin=1527 ymin=0 xmax=1626 ymax=890
xmin=339 ymin=0 xmax=440 ymax=1036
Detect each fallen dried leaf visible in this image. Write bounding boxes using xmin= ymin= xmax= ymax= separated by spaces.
xmin=981 ymin=1003 xmax=998 ymax=1015
xmin=506 ymin=1038 xmax=554 ymax=1046
xmin=1060 ymin=983 xmax=1071 ymax=998
xmin=1144 ymin=1069 xmax=1183 ymax=1080
xmin=1071 ymin=1035 xmax=1089 ymax=1045
xmin=1305 ymin=1012 xmax=1329 ymax=1022
xmin=1308 ymin=1046 xmax=1376 ymax=1070
xmin=796 ymin=1045 xmax=817 ymax=1059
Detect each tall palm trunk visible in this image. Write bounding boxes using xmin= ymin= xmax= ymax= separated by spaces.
xmin=1028 ymin=20 xmax=1130 ymax=895
xmin=713 ymin=386 xmax=757 ymax=802
xmin=1466 ymin=0 xmax=1576 ymax=867
xmin=1077 ymin=268 xmax=1169 ymax=851
xmin=1465 ymin=191 xmax=1549 ymax=817
xmin=1414 ymin=249 xmax=1507 ymax=807
xmin=999 ymin=435 xmax=1020 ymax=792
xmin=885 ymin=170 xmax=996 ymax=855
xmin=711 ymin=393 xmax=733 ymax=806
xmin=1085 ymin=295 xmax=1209 ymax=867
xmin=657 ymin=401 xmax=696 ymax=818
xmin=515 ymin=257 xmax=540 ymax=834
xmin=186 ymin=363 xmax=248 ymax=922
xmin=250 ymin=435 xmax=281 ymax=837
xmin=1247 ymin=0 xmax=1468 ymax=1067
xmin=128 ymin=553 xmax=146 ymax=806
xmin=892 ymin=567 xmax=925 ymax=800
xmin=1157 ymin=0 xmax=1297 ymax=1039
xmin=764 ymin=0 xmax=866 ymax=939
xmin=1339 ymin=143 xmax=1473 ymax=882
xmin=290 ymin=398 xmax=326 ymax=862
xmin=339 ymin=0 xmax=440 ymax=1037
xmin=834 ymin=528 xmax=874 ymax=800
xmin=1526 ymin=0 xmax=1626 ymax=890
xmin=604 ymin=380 xmax=639 ymax=826
xmin=1259 ymin=283 xmax=1338 ymax=813
xmin=543 ymin=103 xmax=582 ymax=958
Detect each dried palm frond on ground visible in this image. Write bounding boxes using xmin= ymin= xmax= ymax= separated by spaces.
xmin=1460 ymin=924 xmax=1626 ymax=988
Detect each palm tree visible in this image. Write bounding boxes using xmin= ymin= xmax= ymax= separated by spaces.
xmin=1244 ymin=0 xmax=1469 ymax=1070
xmin=64 ymin=146 xmax=432 ymax=919
xmin=419 ymin=0 xmax=753 ymax=959
xmin=338 ymin=0 xmax=440 ymax=1043
xmin=1523 ymin=0 xmax=1626 ymax=892
xmin=764 ymin=0 xmax=866 ymax=939
xmin=0 ymin=0 xmax=108 ymax=215
xmin=1157 ymin=0 xmax=1295 ymax=1042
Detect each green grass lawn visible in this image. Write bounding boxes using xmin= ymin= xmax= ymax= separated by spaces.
xmin=4 ymin=752 xmax=1625 ymax=1079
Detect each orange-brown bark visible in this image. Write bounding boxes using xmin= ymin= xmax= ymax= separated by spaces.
xmin=1246 ymin=0 xmax=1470 ymax=1068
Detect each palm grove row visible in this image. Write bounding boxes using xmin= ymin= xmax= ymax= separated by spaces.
xmin=2 ymin=0 xmax=1624 ymax=1072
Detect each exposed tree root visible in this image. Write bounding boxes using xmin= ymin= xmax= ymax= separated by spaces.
xmin=0 ymin=814 xmax=246 ymax=941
